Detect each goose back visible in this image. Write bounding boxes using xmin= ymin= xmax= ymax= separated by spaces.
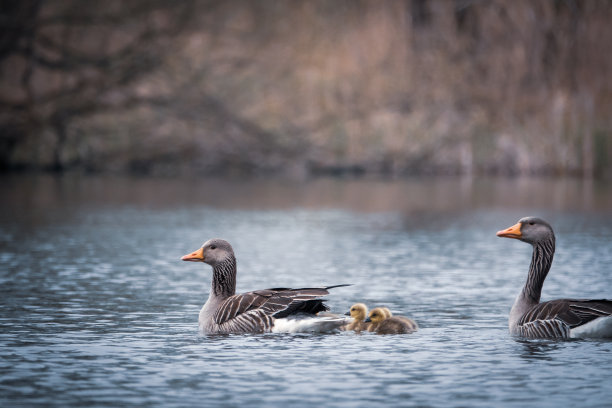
xmin=204 ymin=285 xmax=347 ymax=334
xmin=516 ymin=299 xmax=612 ymax=338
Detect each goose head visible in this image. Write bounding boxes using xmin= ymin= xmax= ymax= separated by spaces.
xmin=345 ymin=303 xmax=368 ymax=321
xmin=181 ymin=238 xmax=235 ymax=267
xmin=496 ymin=216 xmax=554 ymax=245
xmin=364 ymin=307 xmax=387 ymax=324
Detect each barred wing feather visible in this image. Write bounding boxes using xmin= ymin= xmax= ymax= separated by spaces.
xmin=518 ymin=299 xmax=612 ymax=338
xmin=213 ymin=286 xmax=346 ymax=329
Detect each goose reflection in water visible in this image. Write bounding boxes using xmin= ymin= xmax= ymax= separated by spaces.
xmin=515 ymin=339 xmax=563 ymax=361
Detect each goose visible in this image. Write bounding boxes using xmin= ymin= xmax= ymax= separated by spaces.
xmin=381 ymin=307 xmax=393 ymax=318
xmin=181 ymin=238 xmax=350 ymax=334
xmin=497 ymin=216 xmax=612 ymax=339
xmin=365 ymin=307 xmax=418 ymax=334
xmin=343 ymin=303 xmax=369 ymax=332
xmin=365 ymin=307 xmax=392 ymax=332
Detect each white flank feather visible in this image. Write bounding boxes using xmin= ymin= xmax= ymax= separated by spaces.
xmin=570 ymin=316 xmax=612 ymax=339
xmin=272 ymin=316 xmax=350 ymax=333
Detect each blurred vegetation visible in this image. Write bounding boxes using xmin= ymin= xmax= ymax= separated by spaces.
xmin=1 ymin=0 xmax=611 ymax=178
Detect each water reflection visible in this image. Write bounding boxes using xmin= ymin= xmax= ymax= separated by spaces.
xmin=514 ymin=339 xmax=565 ymax=361
xmin=1 ymin=174 xmax=610 ymax=219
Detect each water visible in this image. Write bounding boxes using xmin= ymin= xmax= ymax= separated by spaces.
xmin=1 ymin=174 xmax=611 ymax=407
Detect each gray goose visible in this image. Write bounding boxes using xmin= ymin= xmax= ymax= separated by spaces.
xmin=181 ymin=238 xmax=349 ymax=334
xmin=497 ymin=217 xmax=612 ymax=339
xmin=365 ymin=307 xmax=418 ymax=335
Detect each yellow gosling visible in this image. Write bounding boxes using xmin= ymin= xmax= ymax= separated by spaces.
xmin=344 ymin=303 xmax=369 ymax=333
xmin=366 ymin=308 xmax=387 ymax=332
xmin=366 ymin=307 xmax=418 ymax=335
xmin=366 ymin=307 xmax=393 ymax=331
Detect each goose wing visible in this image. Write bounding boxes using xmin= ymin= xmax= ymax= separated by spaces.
xmin=213 ymin=285 xmax=348 ymax=328
xmin=518 ymin=299 xmax=612 ymax=338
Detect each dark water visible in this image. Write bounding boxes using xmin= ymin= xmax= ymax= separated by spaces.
xmin=1 ymin=174 xmax=611 ymax=407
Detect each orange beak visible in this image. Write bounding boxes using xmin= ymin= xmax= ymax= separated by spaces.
xmin=181 ymin=247 xmax=205 ymax=262
xmin=496 ymin=222 xmax=522 ymax=239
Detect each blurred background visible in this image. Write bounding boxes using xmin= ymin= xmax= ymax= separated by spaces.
xmin=3 ymin=3 xmax=612 ymax=407
xmin=2 ymin=0 xmax=611 ymax=179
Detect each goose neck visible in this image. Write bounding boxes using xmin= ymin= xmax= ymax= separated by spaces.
xmin=211 ymin=256 xmax=237 ymax=298
xmin=522 ymin=236 xmax=555 ymax=303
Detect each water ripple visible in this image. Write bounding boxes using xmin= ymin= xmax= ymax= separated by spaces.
xmin=1 ymin=182 xmax=612 ymax=407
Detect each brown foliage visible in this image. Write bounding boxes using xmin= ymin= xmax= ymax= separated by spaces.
xmin=1 ymin=0 xmax=611 ymax=177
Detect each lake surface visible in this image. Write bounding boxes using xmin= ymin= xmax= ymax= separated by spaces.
xmin=1 ymin=174 xmax=611 ymax=407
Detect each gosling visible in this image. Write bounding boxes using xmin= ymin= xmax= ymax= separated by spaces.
xmin=344 ymin=303 xmax=369 ymax=333
xmin=381 ymin=307 xmax=419 ymax=328
xmin=366 ymin=307 xmax=392 ymax=332
xmin=365 ymin=307 xmax=418 ymax=335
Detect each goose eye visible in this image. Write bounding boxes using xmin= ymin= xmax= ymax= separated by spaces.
xmin=210 ymin=245 xmax=217 ymax=250
xmin=528 ymin=222 xmax=534 ymax=226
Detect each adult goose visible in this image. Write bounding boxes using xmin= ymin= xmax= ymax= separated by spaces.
xmin=497 ymin=217 xmax=612 ymax=339
xmin=365 ymin=307 xmax=418 ymax=335
xmin=181 ymin=238 xmax=349 ymax=334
